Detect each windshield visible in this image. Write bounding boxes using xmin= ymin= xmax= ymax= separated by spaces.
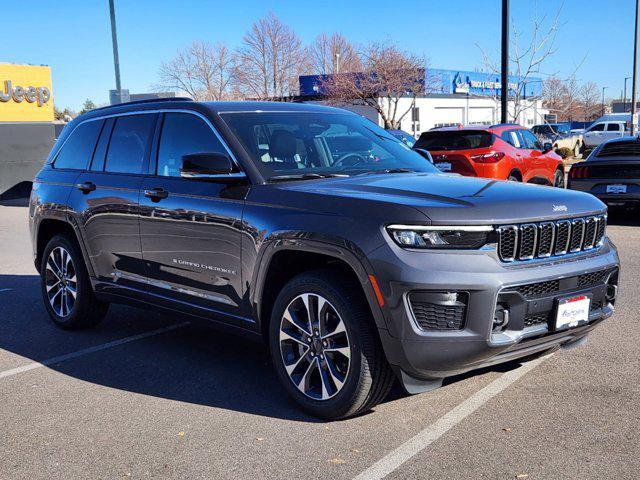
xmin=220 ymin=112 xmax=438 ymax=179
xmin=413 ymin=130 xmax=493 ymax=151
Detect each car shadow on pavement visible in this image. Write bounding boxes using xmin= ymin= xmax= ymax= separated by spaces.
xmin=0 ymin=273 xmax=531 ymax=422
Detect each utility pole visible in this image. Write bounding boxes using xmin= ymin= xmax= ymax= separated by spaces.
xmin=624 ymin=76 xmax=631 ymax=111
xmin=109 ymin=0 xmax=121 ymax=92
xmin=632 ymin=0 xmax=639 ymax=135
xmin=500 ymin=0 xmax=509 ymax=123
xmin=602 ymin=86 xmax=608 ymax=116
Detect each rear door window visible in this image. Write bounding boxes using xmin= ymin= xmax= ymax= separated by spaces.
xmin=104 ymin=114 xmax=157 ymax=174
xmin=606 ymin=123 xmax=622 ymax=131
xmin=53 ymin=120 xmax=104 ymax=170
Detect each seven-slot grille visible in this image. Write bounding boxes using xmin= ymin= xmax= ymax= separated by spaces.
xmin=497 ymin=215 xmax=607 ymax=262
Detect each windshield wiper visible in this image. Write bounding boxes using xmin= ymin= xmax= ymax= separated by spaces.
xmin=356 ymin=168 xmax=415 ymax=176
xmin=267 ymin=173 xmax=349 ymax=182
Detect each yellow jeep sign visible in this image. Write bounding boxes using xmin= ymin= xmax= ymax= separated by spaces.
xmin=0 ymin=64 xmax=53 ymax=122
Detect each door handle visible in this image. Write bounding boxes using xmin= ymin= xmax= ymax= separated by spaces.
xmin=76 ymin=181 xmax=96 ymax=193
xmin=144 ymin=188 xmax=169 ymax=201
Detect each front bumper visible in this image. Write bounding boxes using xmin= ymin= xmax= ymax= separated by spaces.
xmin=369 ymin=238 xmax=620 ymax=381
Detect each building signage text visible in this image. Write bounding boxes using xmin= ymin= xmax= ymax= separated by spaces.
xmin=0 ymin=80 xmax=51 ymax=107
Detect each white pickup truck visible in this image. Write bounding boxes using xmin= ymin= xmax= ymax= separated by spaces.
xmin=582 ymin=120 xmax=628 ymax=148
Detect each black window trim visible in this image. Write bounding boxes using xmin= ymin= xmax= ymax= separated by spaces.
xmin=48 ymin=109 xmax=245 ymax=180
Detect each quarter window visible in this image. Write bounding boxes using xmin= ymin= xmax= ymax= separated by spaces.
xmin=53 ymin=120 xmax=103 ymax=170
xmin=104 ymin=114 xmax=156 ymax=174
xmin=520 ymin=130 xmax=542 ymax=150
xmin=157 ymin=113 xmax=228 ymax=177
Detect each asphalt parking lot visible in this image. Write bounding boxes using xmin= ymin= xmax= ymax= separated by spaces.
xmin=1 ymin=199 xmax=638 ymax=480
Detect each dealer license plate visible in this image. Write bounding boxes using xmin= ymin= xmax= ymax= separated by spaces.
xmin=606 ymin=184 xmax=627 ymax=194
xmin=555 ymin=295 xmax=591 ymax=330
xmin=435 ymin=162 xmax=452 ymax=172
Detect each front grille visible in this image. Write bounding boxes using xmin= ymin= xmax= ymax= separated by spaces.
xmin=506 ymin=268 xmax=615 ymax=299
xmin=409 ymin=292 xmax=468 ymax=331
xmin=524 ymin=313 xmax=550 ymax=327
xmin=498 ymin=214 xmax=606 ymax=262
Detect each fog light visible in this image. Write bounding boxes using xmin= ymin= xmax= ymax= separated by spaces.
xmin=493 ymin=304 xmax=509 ymax=332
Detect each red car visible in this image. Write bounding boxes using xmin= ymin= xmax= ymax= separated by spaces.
xmin=413 ymin=124 xmax=565 ymax=187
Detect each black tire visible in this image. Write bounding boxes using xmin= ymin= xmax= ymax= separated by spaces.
xmin=269 ymin=270 xmax=394 ymax=420
xmin=40 ymin=233 xmax=109 ymax=330
xmin=573 ymin=142 xmax=581 ymax=158
xmin=553 ymin=169 xmax=565 ymax=188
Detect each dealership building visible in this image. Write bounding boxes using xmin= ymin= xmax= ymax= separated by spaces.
xmin=299 ymin=68 xmax=546 ymax=135
xmin=0 ymin=63 xmax=55 ymax=196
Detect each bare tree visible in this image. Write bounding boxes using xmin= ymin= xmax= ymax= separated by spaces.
xmin=158 ymin=41 xmax=235 ymax=100
xmin=321 ymin=43 xmax=427 ymax=129
xmin=309 ymin=33 xmax=361 ymax=74
xmin=543 ymin=74 xmax=582 ymax=121
xmin=579 ymin=82 xmax=600 ymax=121
xmin=477 ymin=2 xmax=564 ymax=122
xmin=234 ymin=12 xmax=308 ymax=99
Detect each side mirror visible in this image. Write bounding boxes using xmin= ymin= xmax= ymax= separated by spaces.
xmin=180 ymin=152 xmax=238 ymax=179
xmin=542 ymin=142 xmax=553 ymax=153
xmin=412 ymin=148 xmax=434 ymax=163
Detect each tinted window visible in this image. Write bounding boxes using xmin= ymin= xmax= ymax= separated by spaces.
xmin=520 ymin=130 xmax=542 ymax=150
xmin=157 ymin=113 xmax=229 ymax=177
xmin=501 ymin=130 xmax=521 ymax=148
xmin=606 ymin=123 xmax=622 ymax=131
xmin=104 ymin=114 xmax=156 ymax=174
xmin=53 ymin=120 xmax=103 ymax=170
xmin=589 ymin=123 xmax=605 ymax=132
xmin=414 ymin=131 xmax=493 ymax=150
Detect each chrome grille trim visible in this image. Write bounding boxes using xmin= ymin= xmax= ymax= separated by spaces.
xmin=497 ymin=214 xmax=607 ymax=262
xmin=570 ymin=218 xmax=586 ymax=252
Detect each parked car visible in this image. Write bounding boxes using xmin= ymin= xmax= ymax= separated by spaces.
xmin=413 ymin=124 xmax=565 ymax=186
xmin=532 ymin=123 xmax=583 ymax=157
xmin=387 ymin=129 xmax=416 ymax=147
xmin=30 ymin=99 xmax=619 ymax=419
xmin=568 ymin=136 xmax=640 ymax=210
xmin=582 ymin=121 xmax=628 ymax=149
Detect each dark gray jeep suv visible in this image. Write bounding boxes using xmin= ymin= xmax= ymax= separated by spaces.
xmin=29 ymin=99 xmax=620 ymax=419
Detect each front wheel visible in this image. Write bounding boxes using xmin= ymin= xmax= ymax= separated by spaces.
xmin=40 ymin=234 xmax=109 ymax=329
xmin=574 ymin=142 xmax=581 ymax=158
xmin=269 ymin=270 xmax=394 ymax=420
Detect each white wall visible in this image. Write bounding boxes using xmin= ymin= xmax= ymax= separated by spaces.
xmin=305 ymin=96 xmax=547 ymax=137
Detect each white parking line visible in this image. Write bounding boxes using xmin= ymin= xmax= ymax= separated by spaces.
xmin=353 ymin=353 xmax=553 ymax=480
xmin=0 ymin=322 xmax=189 ymax=380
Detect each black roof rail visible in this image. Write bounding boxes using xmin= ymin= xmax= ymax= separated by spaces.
xmin=89 ymin=97 xmax=194 ymax=113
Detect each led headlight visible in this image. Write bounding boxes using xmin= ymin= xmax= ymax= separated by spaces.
xmin=387 ymin=224 xmax=495 ymax=249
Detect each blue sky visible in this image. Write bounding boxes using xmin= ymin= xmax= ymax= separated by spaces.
xmin=1 ymin=0 xmax=635 ymax=110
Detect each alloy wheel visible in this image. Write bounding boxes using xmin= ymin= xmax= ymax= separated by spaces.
xmin=45 ymin=246 xmax=77 ymax=317
xmin=279 ymin=293 xmax=351 ymax=400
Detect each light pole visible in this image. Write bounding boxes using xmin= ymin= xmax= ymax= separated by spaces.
xmin=500 ymin=0 xmax=509 ymax=123
xmin=109 ymin=0 xmax=121 ymax=93
xmin=624 ymin=76 xmax=632 ymax=111
xmin=632 ymin=0 xmax=639 ymax=135
xmin=602 ymin=86 xmax=608 ymax=116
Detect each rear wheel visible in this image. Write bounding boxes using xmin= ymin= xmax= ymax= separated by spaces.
xmin=553 ymin=169 xmax=565 ymax=188
xmin=40 ymin=234 xmax=109 ymax=330
xmin=269 ymin=270 xmax=394 ymax=420
xmin=573 ymin=142 xmax=581 ymax=158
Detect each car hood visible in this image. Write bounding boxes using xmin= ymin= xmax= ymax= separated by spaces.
xmin=278 ymin=172 xmax=606 ymax=224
